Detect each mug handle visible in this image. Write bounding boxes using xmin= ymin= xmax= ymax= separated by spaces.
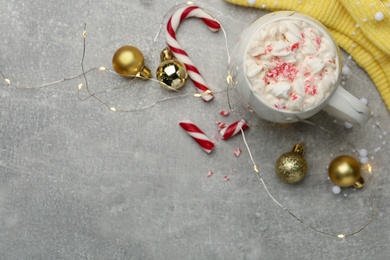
xmin=322 ymin=86 xmax=370 ymax=125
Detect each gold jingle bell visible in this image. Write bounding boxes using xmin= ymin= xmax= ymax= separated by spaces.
xmin=156 ymin=47 xmax=188 ymax=90
xmin=328 ymin=155 xmax=365 ymax=188
xmin=275 ymin=144 xmax=307 ymax=184
xmin=112 ymin=45 xmax=152 ymax=79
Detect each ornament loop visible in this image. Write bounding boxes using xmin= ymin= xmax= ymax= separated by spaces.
xmin=353 ymin=176 xmax=365 ymax=189
xmin=160 ymin=47 xmax=174 ymax=61
xmin=292 ymin=143 xmax=305 ymax=156
xmin=138 ymin=66 xmax=152 ymax=79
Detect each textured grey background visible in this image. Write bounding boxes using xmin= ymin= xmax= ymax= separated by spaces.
xmin=0 ymin=0 xmax=389 ymax=259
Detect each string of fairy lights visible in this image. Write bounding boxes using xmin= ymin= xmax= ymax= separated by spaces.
xmin=1 ymin=0 xmax=386 ymax=239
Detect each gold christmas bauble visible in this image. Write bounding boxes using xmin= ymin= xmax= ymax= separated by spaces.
xmin=112 ymin=45 xmax=151 ymax=79
xmin=328 ymin=155 xmax=365 ymax=188
xmin=156 ymin=48 xmax=188 ymax=90
xmin=275 ymin=144 xmax=307 ymax=184
xmin=156 ymin=60 xmax=188 ymax=90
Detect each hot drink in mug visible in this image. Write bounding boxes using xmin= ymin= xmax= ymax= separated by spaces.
xmin=229 ymin=11 xmax=370 ymax=125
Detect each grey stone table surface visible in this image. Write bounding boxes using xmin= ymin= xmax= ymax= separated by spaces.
xmin=1 ymin=0 xmax=389 ymax=259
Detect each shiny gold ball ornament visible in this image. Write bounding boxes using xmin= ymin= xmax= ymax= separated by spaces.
xmin=156 ymin=47 xmax=188 ymax=90
xmin=112 ymin=45 xmax=152 ymax=79
xmin=328 ymin=155 xmax=365 ymax=188
xmin=275 ymin=144 xmax=307 ymax=184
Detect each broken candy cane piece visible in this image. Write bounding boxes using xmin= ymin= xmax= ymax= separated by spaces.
xmin=219 ymin=119 xmax=249 ymax=140
xmin=179 ymin=120 xmax=215 ymax=153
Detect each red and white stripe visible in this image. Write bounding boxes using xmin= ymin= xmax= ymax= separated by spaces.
xmin=166 ymin=5 xmax=221 ymax=102
xmin=216 ymin=121 xmax=227 ymax=129
xmin=179 ymin=120 xmax=215 ymax=153
xmin=219 ymin=119 xmax=249 ymax=140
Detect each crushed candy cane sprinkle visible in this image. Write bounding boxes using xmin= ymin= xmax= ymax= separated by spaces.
xmin=234 ymin=148 xmax=242 ymax=157
xmin=219 ymin=109 xmax=230 ymax=116
xmin=245 ymin=18 xmax=339 ymax=112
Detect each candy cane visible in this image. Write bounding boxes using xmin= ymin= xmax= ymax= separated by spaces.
xmin=166 ymin=5 xmax=221 ymax=102
xmin=179 ymin=120 xmax=215 ymax=153
xmin=219 ymin=119 xmax=249 ymax=140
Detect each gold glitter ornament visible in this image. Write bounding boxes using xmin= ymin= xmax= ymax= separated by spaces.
xmin=328 ymin=155 xmax=365 ymax=188
xmin=112 ymin=46 xmax=152 ymax=79
xmin=156 ymin=48 xmax=188 ymax=90
xmin=275 ymin=144 xmax=307 ymax=184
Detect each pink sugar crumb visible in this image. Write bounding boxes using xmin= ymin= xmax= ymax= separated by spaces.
xmin=304 ymin=72 xmax=311 ymax=77
xmin=306 ymin=76 xmax=315 ymax=84
xmin=305 ymin=85 xmax=317 ymax=95
xmin=223 ymin=175 xmax=230 ymax=181
xmin=291 ymin=42 xmax=299 ymax=51
xmin=234 ymin=148 xmax=242 ymax=157
xmin=219 ymin=110 xmax=230 ymax=117
xmin=290 ymin=93 xmax=298 ymax=101
xmin=207 ymin=170 xmax=214 ymax=177
xmin=267 ymin=70 xmax=277 ymax=78
xmin=316 ymin=37 xmax=322 ymax=45
xmin=266 ymin=61 xmax=298 ymax=82
xmin=214 ymin=135 xmax=219 ymax=141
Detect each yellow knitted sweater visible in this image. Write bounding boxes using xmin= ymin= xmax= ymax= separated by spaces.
xmin=225 ymin=0 xmax=390 ymax=111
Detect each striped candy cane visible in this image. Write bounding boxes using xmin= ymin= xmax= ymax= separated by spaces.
xmin=179 ymin=120 xmax=215 ymax=153
xmin=219 ymin=119 xmax=249 ymax=140
xmin=166 ymin=5 xmax=221 ymax=102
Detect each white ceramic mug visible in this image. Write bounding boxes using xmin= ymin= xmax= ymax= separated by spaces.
xmin=229 ymin=11 xmax=370 ymax=125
